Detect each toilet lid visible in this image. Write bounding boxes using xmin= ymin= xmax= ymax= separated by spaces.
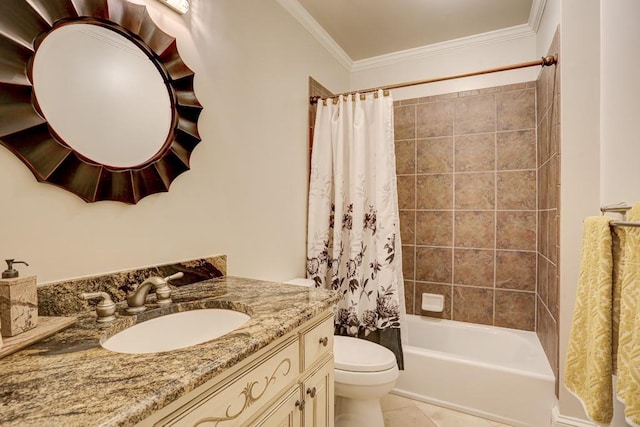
xmin=333 ymin=335 xmax=397 ymax=372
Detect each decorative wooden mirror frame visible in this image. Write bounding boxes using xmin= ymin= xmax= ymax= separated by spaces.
xmin=0 ymin=0 xmax=203 ymax=204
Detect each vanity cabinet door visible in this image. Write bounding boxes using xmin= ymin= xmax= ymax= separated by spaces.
xmin=302 ymin=358 xmax=334 ymax=427
xmin=249 ymin=385 xmax=303 ymax=427
xmin=152 ymin=338 xmax=300 ymax=426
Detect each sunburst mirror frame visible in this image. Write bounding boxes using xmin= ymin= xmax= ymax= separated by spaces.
xmin=0 ymin=0 xmax=203 ymax=204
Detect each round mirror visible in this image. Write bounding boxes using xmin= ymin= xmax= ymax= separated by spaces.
xmin=0 ymin=0 xmax=203 ymax=204
xmin=32 ymin=24 xmax=172 ymax=168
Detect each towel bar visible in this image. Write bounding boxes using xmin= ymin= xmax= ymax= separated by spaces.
xmin=610 ymin=221 xmax=640 ymax=228
xmin=601 ymin=204 xmax=632 ymax=214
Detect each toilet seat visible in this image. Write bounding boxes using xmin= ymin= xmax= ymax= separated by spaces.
xmin=334 ymin=365 xmax=399 ymax=386
xmin=334 ymin=335 xmax=397 ymax=372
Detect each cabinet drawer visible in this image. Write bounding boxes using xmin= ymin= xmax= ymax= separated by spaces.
xmin=156 ymin=338 xmax=300 ymax=426
xmin=301 ymin=314 xmax=333 ymax=370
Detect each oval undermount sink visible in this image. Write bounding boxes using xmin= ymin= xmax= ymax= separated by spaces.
xmin=102 ymin=309 xmax=250 ymax=354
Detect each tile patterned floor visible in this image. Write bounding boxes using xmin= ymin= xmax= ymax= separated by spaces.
xmin=382 ymin=393 xmax=514 ymax=427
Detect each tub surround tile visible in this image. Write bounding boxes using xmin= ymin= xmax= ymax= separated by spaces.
xmin=1 ymin=276 xmax=340 ymax=426
xmin=455 ymin=173 xmax=495 ymax=210
xmin=404 ymin=281 xmax=415 ymax=314
xmin=538 ymin=255 xmax=549 ymax=304
xmin=547 ymin=263 xmax=559 ymax=320
xmin=537 ymin=298 xmax=559 ymax=380
xmin=399 ymin=210 xmax=416 ymax=244
xmin=496 ymin=171 xmax=536 ymax=210
xmin=38 ymin=255 xmax=227 ymax=317
xmin=395 ymin=139 xmax=416 ymax=175
xmin=496 ymin=89 xmax=536 ymax=131
xmin=452 ymin=286 xmax=493 ymax=325
xmin=453 ymin=249 xmax=494 ymax=288
xmin=496 ymin=130 xmax=536 ymax=171
xmin=397 ymin=175 xmax=416 ymax=210
xmin=454 ymin=211 xmax=495 ymax=249
xmin=496 ymin=211 xmax=536 ymax=250
xmin=416 ymin=174 xmax=453 ymax=209
xmin=536 ymin=28 xmax=561 ymax=390
xmin=548 ymin=211 xmax=559 ymax=264
xmin=396 ymin=81 xmax=539 ymax=333
xmin=417 ymin=137 xmax=453 ymax=173
xmin=415 ymin=211 xmax=453 ymax=246
xmin=402 ymin=245 xmax=416 ymax=279
xmin=418 ymin=91 xmax=459 ymax=103
xmin=454 ymin=133 xmax=495 ymax=172
xmin=417 ymin=100 xmax=454 ymax=138
xmin=416 ymin=247 xmax=452 ymax=284
xmin=454 ymin=94 xmax=495 ymax=135
xmin=494 ymin=290 xmax=535 ymax=331
xmin=495 ymin=251 xmax=536 ymax=291
xmin=394 ymin=104 xmax=416 ymax=140
xmin=538 ymin=210 xmax=549 ymax=256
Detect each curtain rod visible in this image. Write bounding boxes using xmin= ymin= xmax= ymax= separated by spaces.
xmin=310 ymin=55 xmax=558 ymax=105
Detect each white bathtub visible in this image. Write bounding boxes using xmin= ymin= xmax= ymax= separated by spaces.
xmin=393 ymin=315 xmax=555 ymax=427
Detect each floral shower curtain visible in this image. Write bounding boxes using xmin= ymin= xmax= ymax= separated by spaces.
xmin=307 ymin=90 xmax=404 ymax=368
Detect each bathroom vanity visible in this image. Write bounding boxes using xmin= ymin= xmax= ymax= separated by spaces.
xmin=0 ymin=276 xmax=339 ymax=426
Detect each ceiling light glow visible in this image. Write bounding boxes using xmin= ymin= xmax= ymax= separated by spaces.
xmin=156 ymin=0 xmax=189 ymax=14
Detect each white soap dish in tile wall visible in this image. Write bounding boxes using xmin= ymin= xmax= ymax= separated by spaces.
xmin=421 ymin=293 xmax=444 ymax=312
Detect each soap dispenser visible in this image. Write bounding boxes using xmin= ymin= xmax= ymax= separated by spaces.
xmin=2 ymin=259 xmax=28 ymax=278
xmin=0 ymin=259 xmax=38 ymax=337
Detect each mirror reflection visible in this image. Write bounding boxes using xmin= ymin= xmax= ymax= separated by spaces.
xmin=32 ymin=24 xmax=172 ymax=168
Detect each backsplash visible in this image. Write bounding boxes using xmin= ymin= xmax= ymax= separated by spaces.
xmin=38 ymin=255 xmax=226 ymax=316
xmin=395 ymin=81 xmax=538 ymax=331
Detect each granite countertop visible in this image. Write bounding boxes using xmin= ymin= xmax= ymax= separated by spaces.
xmin=0 ymin=277 xmax=339 ymax=427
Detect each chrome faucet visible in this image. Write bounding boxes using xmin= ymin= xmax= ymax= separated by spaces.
xmin=125 ymin=272 xmax=184 ymax=314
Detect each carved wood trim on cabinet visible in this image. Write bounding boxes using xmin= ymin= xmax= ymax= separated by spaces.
xmin=138 ymin=310 xmax=335 ymax=427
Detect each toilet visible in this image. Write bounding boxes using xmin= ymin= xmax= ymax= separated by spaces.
xmin=284 ymin=279 xmax=399 ymax=427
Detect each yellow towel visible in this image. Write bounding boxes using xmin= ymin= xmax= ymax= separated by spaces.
xmin=565 ymin=216 xmax=614 ymax=424
xmin=616 ymin=204 xmax=640 ymax=426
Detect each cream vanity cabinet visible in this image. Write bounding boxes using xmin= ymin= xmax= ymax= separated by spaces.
xmin=140 ymin=311 xmax=335 ymax=427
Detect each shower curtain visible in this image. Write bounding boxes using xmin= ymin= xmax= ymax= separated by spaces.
xmin=307 ymin=90 xmax=404 ymax=369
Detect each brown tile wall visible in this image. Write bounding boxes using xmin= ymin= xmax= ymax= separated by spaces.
xmin=308 ymin=77 xmax=335 ymax=158
xmin=395 ymin=82 xmax=538 ymax=331
xmin=536 ymin=30 xmax=561 ymax=391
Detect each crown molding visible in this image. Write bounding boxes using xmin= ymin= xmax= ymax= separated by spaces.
xmin=528 ymin=0 xmax=548 ymax=32
xmin=278 ymin=0 xmax=539 ymax=73
xmin=274 ymin=0 xmax=352 ymax=70
xmin=351 ymin=24 xmax=535 ymax=72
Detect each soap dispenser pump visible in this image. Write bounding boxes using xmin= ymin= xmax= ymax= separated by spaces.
xmin=2 ymin=259 xmax=29 ymax=279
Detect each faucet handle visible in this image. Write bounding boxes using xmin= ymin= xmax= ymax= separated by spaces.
xmin=164 ymin=272 xmax=184 ymax=282
xmin=154 ymin=272 xmax=184 ymax=305
xmin=82 ymin=292 xmax=116 ymax=323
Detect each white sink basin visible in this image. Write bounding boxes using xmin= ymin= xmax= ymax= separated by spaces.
xmin=102 ymin=309 xmax=250 ymax=354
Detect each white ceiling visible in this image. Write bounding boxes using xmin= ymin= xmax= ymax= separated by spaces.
xmin=292 ymin=0 xmax=535 ymax=61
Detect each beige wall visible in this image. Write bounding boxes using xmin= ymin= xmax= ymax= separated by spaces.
xmin=0 ymin=0 xmax=350 ymax=284
xmin=556 ymin=0 xmax=640 ymax=425
xmin=350 ymin=31 xmax=538 ymax=101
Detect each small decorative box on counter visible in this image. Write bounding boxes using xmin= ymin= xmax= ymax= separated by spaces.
xmin=0 ymin=260 xmax=38 ymax=337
